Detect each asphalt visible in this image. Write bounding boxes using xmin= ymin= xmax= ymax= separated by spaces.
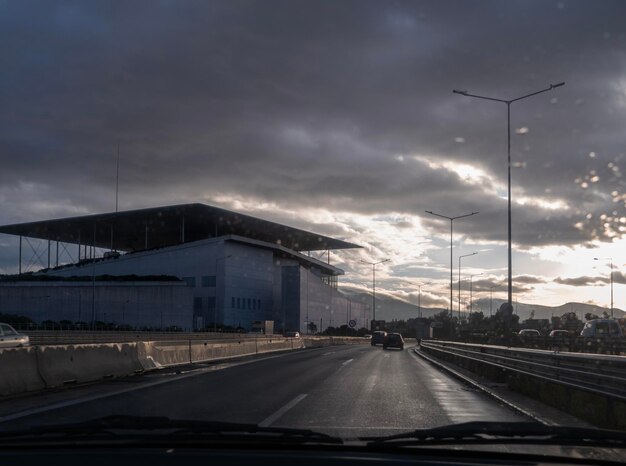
xmin=0 ymin=344 xmax=526 ymax=436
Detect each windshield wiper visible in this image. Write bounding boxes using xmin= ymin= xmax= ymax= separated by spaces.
xmin=362 ymin=421 xmax=626 ymax=448
xmin=0 ymin=415 xmax=343 ymax=445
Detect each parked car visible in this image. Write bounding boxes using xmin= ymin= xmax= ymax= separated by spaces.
xmin=0 ymin=323 xmax=30 ymax=348
xmin=383 ymin=332 xmax=404 ymax=350
xmin=518 ymin=329 xmax=540 ymax=336
xmin=549 ymin=330 xmax=571 ymax=338
xmin=284 ymin=331 xmax=300 ymax=338
xmin=371 ymin=331 xmax=387 ymax=346
xmin=580 ymin=319 xmax=623 ymax=338
xmin=363 ymin=334 xmax=372 ymax=339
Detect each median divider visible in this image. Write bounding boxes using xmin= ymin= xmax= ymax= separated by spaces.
xmin=0 ymin=335 xmax=367 ymax=397
xmin=36 ymin=343 xmax=143 ymax=388
xmin=0 ymin=347 xmax=46 ymax=396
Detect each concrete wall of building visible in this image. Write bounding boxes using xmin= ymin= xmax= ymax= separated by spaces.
xmin=0 ymin=281 xmax=193 ymax=330
xmin=297 ymin=266 xmax=370 ymax=334
xmin=32 ymin=237 xmax=353 ymax=332
xmin=222 ymin=241 xmax=275 ymax=329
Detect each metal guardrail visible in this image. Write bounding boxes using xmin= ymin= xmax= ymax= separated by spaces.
xmin=456 ymin=334 xmax=626 ymax=355
xmin=419 ymin=340 xmax=626 ymax=402
xmin=21 ymin=330 xmax=369 ymax=346
xmin=23 ymin=330 xmax=286 ymax=345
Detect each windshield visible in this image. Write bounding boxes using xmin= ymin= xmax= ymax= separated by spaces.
xmin=1 ymin=0 xmax=626 ymax=461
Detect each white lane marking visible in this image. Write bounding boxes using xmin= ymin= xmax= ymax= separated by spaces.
xmin=258 ymin=393 xmax=307 ymax=427
xmin=342 ymin=358 xmax=354 ymax=366
xmin=0 ymin=348 xmax=329 ymax=424
xmin=322 ymin=351 xmax=336 ymax=356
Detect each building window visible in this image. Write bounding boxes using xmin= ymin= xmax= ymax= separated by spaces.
xmin=183 ymin=277 xmax=196 ymax=287
xmin=201 ymin=275 xmax=216 ymax=287
xmin=248 ymin=298 xmax=251 ymax=309
xmin=257 ymin=299 xmax=261 ymax=310
xmin=231 ymin=297 xmax=235 ymax=308
xmin=193 ymin=297 xmax=202 ymax=311
xmin=208 ymin=297 xmax=216 ymax=309
xmin=237 ymin=297 xmax=241 ymax=309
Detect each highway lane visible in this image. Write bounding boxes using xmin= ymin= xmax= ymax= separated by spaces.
xmin=0 ymin=344 xmax=526 ymax=436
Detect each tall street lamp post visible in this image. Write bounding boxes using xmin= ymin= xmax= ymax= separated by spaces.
xmin=489 ymin=285 xmax=497 ymax=317
xmin=361 ymin=258 xmax=390 ymax=328
xmin=425 ymin=211 xmax=478 ymax=318
xmin=417 ymin=282 xmax=431 ymax=319
xmin=458 ymin=252 xmax=477 ymax=320
xmin=469 ymin=273 xmax=483 ymax=316
xmin=453 ymin=82 xmax=564 ymax=314
xmin=594 ymin=257 xmax=614 ymax=318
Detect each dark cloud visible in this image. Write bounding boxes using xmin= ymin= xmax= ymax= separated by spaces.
xmin=1 ymin=0 xmax=626 ymax=260
xmin=554 ymin=275 xmax=608 ymax=286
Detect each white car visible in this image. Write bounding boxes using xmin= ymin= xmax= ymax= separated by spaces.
xmin=0 ymin=323 xmax=30 ymax=348
xmin=518 ymin=329 xmax=540 ymax=337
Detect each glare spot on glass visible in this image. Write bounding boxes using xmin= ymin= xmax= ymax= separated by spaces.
xmin=454 ymin=137 xmax=465 ymax=143
xmin=589 ymin=152 xmax=596 ymax=158
xmin=515 ymin=127 xmax=529 ymax=134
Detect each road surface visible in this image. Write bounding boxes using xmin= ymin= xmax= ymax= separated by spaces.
xmin=0 ymin=344 xmax=525 ymax=436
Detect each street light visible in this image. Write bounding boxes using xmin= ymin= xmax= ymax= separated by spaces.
xmin=458 ymin=252 xmax=478 ymax=320
xmin=361 ymin=258 xmax=390 ymax=328
xmin=489 ymin=285 xmax=498 ymax=317
xmin=469 ymin=273 xmax=483 ymax=315
xmin=417 ymin=282 xmax=431 ymax=318
xmin=425 ymin=211 xmax=479 ymax=317
xmin=594 ymin=257 xmax=613 ymax=318
xmin=453 ymin=82 xmax=564 ymax=313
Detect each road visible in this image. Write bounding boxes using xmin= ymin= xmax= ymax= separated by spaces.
xmin=0 ymin=344 xmax=526 ymax=436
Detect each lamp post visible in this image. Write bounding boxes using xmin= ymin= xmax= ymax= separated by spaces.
xmin=458 ymin=252 xmax=477 ymax=320
xmin=453 ymin=82 xmax=564 ymax=313
xmin=469 ymin=273 xmax=483 ymax=316
xmin=425 ymin=211 xmax=479 ymax=318
xmin=594 ymin=257 xmax=614 ymax=318
xmin=489 ymin=285 xmax=496 ymax=317
xmin=214 ymin=254 xmax=232 ymax=332
xmin=417 ymin=282 xmax=431 ymax=318
xmin=361 ymin=258 xmax=390 ymax=328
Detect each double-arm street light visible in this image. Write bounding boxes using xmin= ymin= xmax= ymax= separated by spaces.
xmin=361 ymin=258 xmax=390 ymax=327
xmin=417 ymin=282 xmax=431 ymax=319
xmin=594 ymin=257 xmax=614 ymax=318
xmin=453 ymin=82 xmax=564 ymax=314
xmin=458 ymin=252 xmax=477 ymax=320
xmin=425 ymin=211 xmax=479 ymax=318
xmin=469 ymin=273 xmax=483 ymax=315
xmin=489 ymin=285 xmax=498 ymax=317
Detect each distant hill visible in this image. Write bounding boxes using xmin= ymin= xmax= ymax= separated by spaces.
xmin=339 ymin=287 xmax=446 ymax=321
xmin=339 ymin=286 xmax=624 ymax=322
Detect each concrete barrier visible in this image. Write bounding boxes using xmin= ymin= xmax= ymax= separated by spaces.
xmin=36 ymin=343 xmax=143 ymax=387
xmin=0 ymin=336 xmax=366 ymax=397
xmin=138 ymin=337 xmax=306 ymax=368
xmin=0 ymin=347 xmax=46 ymax=396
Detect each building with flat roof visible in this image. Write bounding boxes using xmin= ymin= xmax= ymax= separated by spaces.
xmin=0 ymin=203 xmax=369 ymax=332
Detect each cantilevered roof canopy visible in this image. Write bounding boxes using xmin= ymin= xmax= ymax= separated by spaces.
xmin=0 ymin=203 xmax=361 ymax=253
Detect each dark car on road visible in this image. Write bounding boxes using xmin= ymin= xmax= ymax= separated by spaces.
xmin=383 ymin=332 xmax=404 ymax=350
xmin=371 ymin=330 xmax=387 ymax=346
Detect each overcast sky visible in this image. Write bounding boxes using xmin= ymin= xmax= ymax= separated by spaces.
xmin=1 ymin=0 xmax=625 ymax=310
